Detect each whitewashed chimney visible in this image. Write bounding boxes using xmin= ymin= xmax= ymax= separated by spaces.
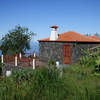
xmin=50 ymin=25 xmax=58 ymax=40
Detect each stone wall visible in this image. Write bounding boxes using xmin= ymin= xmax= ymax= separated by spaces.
xmin=70 ymin=42 xmax=98 ymax=63
xmin=2 ymin=63 xmax=24 ymax=76
xmin=39 ymin=42 xmax=63 ymax=63
xmin=39 ymin=41 xmax=100 ymax=64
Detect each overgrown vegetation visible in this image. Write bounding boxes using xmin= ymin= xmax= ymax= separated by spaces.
xmin=63 ymin=64 xmax=100 ymax=100
xmin=0 ymin=66 xmax=68 ymax=100
xmin=0 ymin=49 xmax=100 ymax=99
xmin=80 ymin=48 xmax=100 ymax=74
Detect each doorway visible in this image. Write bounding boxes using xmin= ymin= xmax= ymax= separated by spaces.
xmin=63 ymin=45 xmax=71 ymax=64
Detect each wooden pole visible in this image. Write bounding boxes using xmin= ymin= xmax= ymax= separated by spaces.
xmin=33 ymin=58 xmax=35 ymax=69
xmin=19 ymin=52 xmax=22 ymax=59
xmin=1 ymin=54 xmax=3 ymax=63
xmin=33 ymin=52 xmax=36 ymax=69
xmin=34 ymin=52 xmax=36 ymax=58
xmin=15 ymin=55 xmax=17 ymax=66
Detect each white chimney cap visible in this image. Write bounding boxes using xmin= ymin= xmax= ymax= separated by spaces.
xmin=50 ymin=25 xmax=58 ymax=29
xmin=50 ymin=25 xmax=58 ymax=40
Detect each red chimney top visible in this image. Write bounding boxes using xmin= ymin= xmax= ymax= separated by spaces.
xmin=50 ymin=25 xmax=58 ymax=29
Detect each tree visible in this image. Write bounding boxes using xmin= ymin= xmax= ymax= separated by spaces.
xmin=0 ymin=25 xmax=35 ymax=55
xmin=84 ymin=33 xmax=91 ymax=36
xmin=94 ymin=32 xmax=100 ymax=37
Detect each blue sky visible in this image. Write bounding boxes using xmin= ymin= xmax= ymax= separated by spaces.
xmin=0 ymin=0 xmax=100 ymax=40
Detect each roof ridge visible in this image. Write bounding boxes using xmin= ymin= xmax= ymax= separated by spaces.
xmin=60 ymin=31 xmax=99 ymax=41
xmin=89 ymin=35 xmax=100 ymax=41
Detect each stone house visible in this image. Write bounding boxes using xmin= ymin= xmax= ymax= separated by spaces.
xmin=38 ymin=25 xmax=100 ymax=64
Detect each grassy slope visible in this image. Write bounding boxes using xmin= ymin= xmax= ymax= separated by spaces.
xmin=63 ymin=63 xmax=100 ymax=100
xmin=0 ymin=63 xmax=100 ymax=100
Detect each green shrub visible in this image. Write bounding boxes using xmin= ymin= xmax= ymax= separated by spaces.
xmin=94 ymin=56 xmax=100 ymax=73
xmin=48 ymin=59 xmax=56 ymax=66
xmin=80 ymin=48 xmax=100 ymax=74
xmin=0 ymin=66 xmax=68 ymax=100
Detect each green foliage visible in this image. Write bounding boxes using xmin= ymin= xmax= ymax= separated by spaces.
xmin=94 ymin=56 xmax=100 ymax=73
xmin=80 ymin=48 xmax=100 ymax=76
xmin=94 ymin=32 xmax=100 ymax=37
xmin=63 ymin=65 xmax=100 ymax=100
xmin=80 ymin=55 xmax=89 ymax=66
xmin=85 ymin=32 xmax=100 ymax=37
xmin=80 ymin=49 xmax=92 ymax=66
xmin=85 ymin=33 xmax=91 ymax=36
xmin=80 ymin=48 xmax=97 ymax=66
xmin=48 ymin=59 xmax=56 ymax=66
xmin=0 ymin=67 xmax=68 ymax=100
xmin=0 ymin=25 xmax=35 ymax=55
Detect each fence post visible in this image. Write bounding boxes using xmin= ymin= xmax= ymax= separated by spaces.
xmin=33 ymin=53 xmax=36 ymax=69
xmin=15 ymin=55 xmax=17 ymax=66
xmin=1 ymin=54 xmax=3 ymax=63
xmin=34 ymin=52 xmax=36 ymax=58
xmin=19 ymin=52 xmax=22 ymax=59
xmin=33 ymin=58 xmax=35 ymax=69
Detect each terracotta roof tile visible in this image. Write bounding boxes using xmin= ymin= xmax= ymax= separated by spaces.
xmin=89 ymin=35 xmax=100 ymax=41
xmin=38 ymin=31 xmax=100 ymax=42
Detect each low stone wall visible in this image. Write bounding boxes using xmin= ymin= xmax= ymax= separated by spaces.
xmin=2 ymin=63 xmax=25 ymax=76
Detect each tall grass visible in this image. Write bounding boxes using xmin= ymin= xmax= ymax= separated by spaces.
xmin=0 ymin=66 xmax=68 ymax=100
xmin=0 ymin=63 xmax=100 ymax=100
xmin=63 ymin=64 xmax=100 ymax=100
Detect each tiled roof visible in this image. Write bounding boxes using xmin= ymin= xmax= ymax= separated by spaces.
xmin=38 ymin=31 xmax=100 ymax=42
xmin=89 ymin=35 xmax=100 ymax=41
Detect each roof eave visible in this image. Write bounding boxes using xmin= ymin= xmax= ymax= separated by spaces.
xmin=38 ymin=40 xmax=100 ymax=43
